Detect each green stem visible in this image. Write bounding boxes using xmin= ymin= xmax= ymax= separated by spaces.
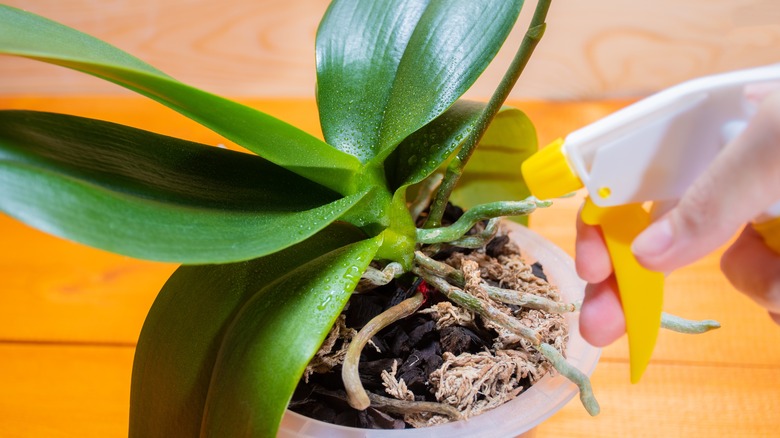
xmin=417 ymin=199 xmax=549 ymax=244
xmin=425 ymin=0 xmax=552 ymax=228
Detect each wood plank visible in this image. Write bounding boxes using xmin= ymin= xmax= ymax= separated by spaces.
xmin=0 ymin=214 xmax=174 ymax=343
xmin=1 ymin=1 xmax=778 ymax=99
xmin=0 ymin=344 xmax=776 ymax=437
xmin=0 ymin=343 xmax=134 ymax=438
xmin=537 ymin=360 xmax=780 ymax=437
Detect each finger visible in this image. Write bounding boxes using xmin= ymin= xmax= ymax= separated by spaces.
xmin=721 ymin=225 xmax=780 ymax=314
xmin=633 ymin=90 xmax=780 ymax=272
xmin=770 ymin=312 xmax=780 ymax=326
xmin=744 ymin=81 xmax=780 ymax=104
xmin=575 ymin=211 xmax=613 ymax=283
xmin=579 ymin=276 xmax=625 ymax=347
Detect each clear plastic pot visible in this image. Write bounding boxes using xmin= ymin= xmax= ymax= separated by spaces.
xmin=278 ymin=222 xmax=601 ymax=438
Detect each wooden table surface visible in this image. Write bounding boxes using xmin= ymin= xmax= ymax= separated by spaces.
xmin=1 ymin=97 xmax=779 ymax=437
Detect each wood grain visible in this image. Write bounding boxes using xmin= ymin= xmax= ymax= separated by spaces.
xmin=537 ymin=361 xmax=780 ymax=437
xmin=0 ymin=346 xmax=777 ymax=437
xmin=2 ymin=0 xmax=779 ymax=99
xmin=0 ymin=96 xmax=778 ymax=436
xmin=0 ymin=214 xmax=174 ymax=343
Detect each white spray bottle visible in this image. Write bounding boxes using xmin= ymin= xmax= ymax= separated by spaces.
xmin=521 ymin=64 xmax=780 ymax=383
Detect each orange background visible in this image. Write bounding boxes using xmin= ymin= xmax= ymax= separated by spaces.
xmin=1 ymin=97 xmax=778 ymax=436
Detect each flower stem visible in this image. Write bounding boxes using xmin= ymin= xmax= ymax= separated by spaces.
xmin=425 ymin=0 xmax=553 ymax=228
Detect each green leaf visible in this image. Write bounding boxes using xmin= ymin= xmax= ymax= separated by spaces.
xmin=0 ymin=5 xmax=360 ymax=193
xmin=129 ymin=223 xmax=367 ymax=438
xmin=0 ymin=110 xmax=365 ymax=263
xmin=387 ymin=100 xmax=485 ymax=190
xmin=450 ymin=106 xmax=538 ymax=224
xmin=387 ymin=102 xmax=537 ymax=223
xmin=316 ymin=0 xmax=522 ymax=163
xmin=200 ymin=237 xmax=381 ymax=437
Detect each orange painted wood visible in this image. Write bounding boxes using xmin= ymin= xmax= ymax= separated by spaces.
xmin=0 ymin=97 xmax=778 ymax=436
xmin=0 ymin=344 xmax=134 ymax=438
xmin=1 ymin=346 xmax=777 ymax=438
xmin=537 ymin=361 xmax=780 ymax=437
xmin=0 ymin=214 xmax=173 ymax=343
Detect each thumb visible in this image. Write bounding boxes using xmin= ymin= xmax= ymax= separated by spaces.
xmin=632 ymin=90 xmax=780 ymax=272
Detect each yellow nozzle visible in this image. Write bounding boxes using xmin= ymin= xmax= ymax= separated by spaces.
xmin=521 ymin=138 xmax=584 ymax=200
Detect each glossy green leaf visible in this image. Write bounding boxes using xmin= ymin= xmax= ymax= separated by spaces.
xmin=200 ymin=237 xmax=381 ymax=437
xmin=450 ymin=106 xmax=538 ymax=224
xmin=0 ymin=5 xmax=360 ymax=193
xmin=387 ymin=102 xmax=537 ymax=223
xmin=0 ymin=110 xmax=365 ymax=263
xmin=129 ymin=223 xmax=367 ymax=438
xmin=386 ymin=100 xmax=485 ymax=190
xmin=316 ymin=0 xmax=522 ymax=163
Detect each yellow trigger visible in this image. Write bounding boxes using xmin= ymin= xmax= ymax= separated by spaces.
xmin=753 ymin=216 xmax=780 ymax=254
xmin=581 ymin=198 xmax=664 ymax=383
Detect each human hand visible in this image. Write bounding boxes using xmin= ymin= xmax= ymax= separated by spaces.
xmin=576 ymin=87 xmax=780 ymax=347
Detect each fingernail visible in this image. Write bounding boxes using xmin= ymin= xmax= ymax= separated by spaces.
xmin=632 ymin=218 xmax=674 ymax=258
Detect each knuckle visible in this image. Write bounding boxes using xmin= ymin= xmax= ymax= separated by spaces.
xmin=722 ymin=251 xmax=780 ymax=312
xmin=765 ymin=277 xmax=780 ymax=311
xmin=758 ymin=280 xmax=780 ymax=313
xmin=675 ymin=178 xmax=719 ymax=234
xmin=758 ymin=91 xmax=780 ymax=141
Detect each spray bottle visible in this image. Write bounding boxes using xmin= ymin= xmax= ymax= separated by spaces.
xmin=521 ymin=64 xmax=780 ymax=383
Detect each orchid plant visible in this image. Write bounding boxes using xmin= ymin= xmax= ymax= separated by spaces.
xmin=0 ymin=1 xmax=609 ymax=436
